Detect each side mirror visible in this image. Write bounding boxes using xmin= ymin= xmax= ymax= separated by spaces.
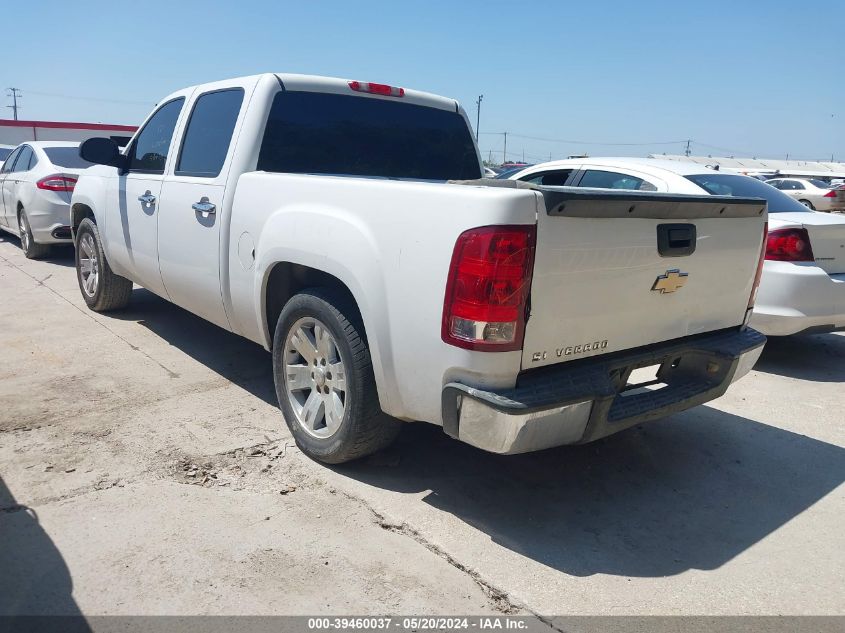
xmin=79 ymin=137 xmax=125 ymax=168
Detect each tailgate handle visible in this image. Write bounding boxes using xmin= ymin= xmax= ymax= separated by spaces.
xmin=657 ymin=223 xmax=696 ymax=257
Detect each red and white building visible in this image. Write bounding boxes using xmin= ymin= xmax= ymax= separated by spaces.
xmin=0 ymin=119 xmax=138 ymax=148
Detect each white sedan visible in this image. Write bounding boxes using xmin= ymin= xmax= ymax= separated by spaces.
xmin=0 ymin=141 xmax=92 ymax=259
xmin=765 ymin=177 xmax=845 ymax=212
xmin=506 ymin=157 xmax=845 ymax=336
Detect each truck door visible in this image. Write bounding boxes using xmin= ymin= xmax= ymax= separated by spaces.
xmin=105 ymin=97 xmax=187 ymax=298
xmin=156 ymin=85 xmax=246 ymax=330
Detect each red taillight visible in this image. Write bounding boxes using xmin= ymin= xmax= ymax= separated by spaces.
xmin=442 ymin=225 xmax=536 ymax=351
xmin=765 ymin=227 xmax=814 ymax=262
xmin=348 ymin=80 xmax=405 ymax=98
xmin=748 ymin=222 xmax=768 ymax=310
xmin=37 ymin=174 xmax=77 ymax=192
xmin=824 ymin=190 xmax=836 ymax=198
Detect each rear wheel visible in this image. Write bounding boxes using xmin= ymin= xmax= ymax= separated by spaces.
xmin=19 ymin=209 xmax=50 ymax=260
xmin=273 ymin=288 xmax=400 ymax=464
xmin=75 ymin=218 xmax=133 ymax=311
xmin=798 ymin=199 xmax=815 ymax=210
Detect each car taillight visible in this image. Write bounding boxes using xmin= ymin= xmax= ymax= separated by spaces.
xmin=348 ymin=80 xmax=405 ymax=97
xmin=747 ymin=222 xmax=768 ymax=310
xmin=442 ymin=225 xmax=536 ymax=351
xmin=824 ymin=190 xmax=836 ymax=198
xmin=37 ymin=174 xmax=77 ymax=192
xmin=765 ymin=227 xmax=814 ymax=262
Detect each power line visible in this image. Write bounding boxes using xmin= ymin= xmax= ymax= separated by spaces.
xmin=502 ymin=133 xmax=688 ymax=147
xmin=6 ymin=88 xmax=22 ymax=120
xmin=20 ymin=89 xmax=153 ymax=107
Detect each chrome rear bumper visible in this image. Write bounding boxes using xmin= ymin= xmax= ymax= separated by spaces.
xmin=442 ymin=328 xmax=766 ymax=455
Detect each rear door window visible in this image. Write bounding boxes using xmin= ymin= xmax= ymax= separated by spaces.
xmin=176 ymin=88 xmax=244 ymax=177
xmin=518 ymin=169 xmax=574 ymax=186
xmin=13 ymin=146 xmax=33 ymax=172
xmin=127 ymin=98 xmax=185 ymax=174
xmin=258 ymin=91 xmax=480 ymax=180
xmin=578 ymin=169 xmax=657 ymax=191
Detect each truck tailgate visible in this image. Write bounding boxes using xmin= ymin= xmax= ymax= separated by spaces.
xmin=523 ymin=188 xmax=766 ymax=369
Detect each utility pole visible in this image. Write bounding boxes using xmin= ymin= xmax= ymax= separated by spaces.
xmin=503 ymin=131 xmax=508 ymax=163
xmin=475 ymin=95 xmax=483 ymax=142
xmin=684 ymin=139 xmax=691 ymax=157
xmin=7 ymin=88 xmax=22 ymax=120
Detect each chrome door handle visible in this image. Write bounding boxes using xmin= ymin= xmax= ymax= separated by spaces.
xmin=192 ymin=197 xmax=216 ymax=215
xmin=138 ymin=191 xmax=156 ymax=205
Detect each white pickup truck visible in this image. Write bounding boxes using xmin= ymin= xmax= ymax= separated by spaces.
xmin=71 ymin=73 xmax=767 ymax=463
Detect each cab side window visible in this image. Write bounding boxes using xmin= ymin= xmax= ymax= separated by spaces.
xmin=176 ymin=88 xmax=244 ymax=178
xmin=127 ymin=98 xmax=185 ymax=174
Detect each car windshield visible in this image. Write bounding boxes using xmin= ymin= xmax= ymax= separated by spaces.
xmin=0 ymin=148 xmax=12 ymax=161
xmin=685 ymin=174 xmax=809 ymax=213
xmin=808 ymin=178 xmax=832 ymax=189
xmin=44 ymin=146 xmax=96 ymax=169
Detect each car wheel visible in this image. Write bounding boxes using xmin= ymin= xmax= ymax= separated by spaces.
xmin=798 ymin=199 xmax=815 ymax=210
xmin=18 ymin=209 xmax=50 ymax=260
xmin=75 ymin=218 xmax=133 ymax=311
xmin=273 ymin=288 xmax=400 ymax=464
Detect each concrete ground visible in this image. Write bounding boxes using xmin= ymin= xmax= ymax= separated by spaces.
xmin=0 ymin=234 xmax=843 ymax=619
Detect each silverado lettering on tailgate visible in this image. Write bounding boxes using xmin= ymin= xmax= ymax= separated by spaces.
xmin=532 ymin=340 xmax=609 ymax=362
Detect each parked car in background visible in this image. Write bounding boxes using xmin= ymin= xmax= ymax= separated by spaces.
xmin=0 ymin=141 xmax=92 ymax=258
xmin=765 ymin=177 xmax=845 ymax=212
xmin=69 ymin=73 xmax=766 ymax=463
xmin=506 ymin=157 xmax=845 ymax=336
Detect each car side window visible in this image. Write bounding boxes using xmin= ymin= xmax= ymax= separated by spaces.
xmin=0 ymin=147 xmax=22 ymax=174
xmin=127 ymin=98 xmax=185 ymax=174
xmin=792 ymin=181 xmax=805 ymax=190
xmin=767 ymin=180 xmax=782 ymax=189
xmin=519 ymin=169 xmax=573 ymax=186
xmin=578 ymin=169 xmax=657 ymax=191
xmin=13 ymin=146 xmax=33 ymax=173
xmin=176 ymin=88 xmax=244 ymax=178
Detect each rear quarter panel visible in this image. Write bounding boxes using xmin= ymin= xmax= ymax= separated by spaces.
xmin=228 ymin=174 xmax=540 ymax=423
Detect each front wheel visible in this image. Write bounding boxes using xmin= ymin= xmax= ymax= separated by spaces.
xmin=273 ymin=288 xmax=400 ymax=464
xmin=75 ymin=218 xmax=133 ymax=311
xmin=19 ymin=209 xmax=50 ymax=259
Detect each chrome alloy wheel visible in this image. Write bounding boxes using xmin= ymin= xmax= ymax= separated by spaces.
xmin=283 ymin=317 xmax=347 ymax=438
xmin=78 ymin=233 xmax=100 ymax=297
xmin=20 ymin=213 xmax=30 ymax=253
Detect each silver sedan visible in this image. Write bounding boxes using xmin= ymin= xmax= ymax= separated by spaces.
xmin=0 ymin=141 xmax=92 ymax=258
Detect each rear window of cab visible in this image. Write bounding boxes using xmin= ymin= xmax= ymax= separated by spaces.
xmin=257 ymin=91 xmax=481 ymax=181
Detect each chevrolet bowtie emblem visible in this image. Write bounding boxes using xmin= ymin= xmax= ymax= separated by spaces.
xmin=652 ymin=269 xmax=688 ymax=294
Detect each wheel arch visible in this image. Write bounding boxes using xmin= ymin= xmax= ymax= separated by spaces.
xmin=70 ymin=202 xmax=96 ymax=241
xmin=260 ymin=260 xmax=396 ymax=415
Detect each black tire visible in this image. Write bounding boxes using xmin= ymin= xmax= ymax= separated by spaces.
xmin=75 ymin=218 xmax=133 ymax=312
xmin=273 ymin=288 xmax=400 ymax=464
xmin=19 ymin=209 xmax=51 ymax=260
xmin=798 ymin=199 xmax=815 ymax=210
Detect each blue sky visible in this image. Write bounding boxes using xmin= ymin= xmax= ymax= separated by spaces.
xmin=6 ymin=0 xmax=842 ymax=162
